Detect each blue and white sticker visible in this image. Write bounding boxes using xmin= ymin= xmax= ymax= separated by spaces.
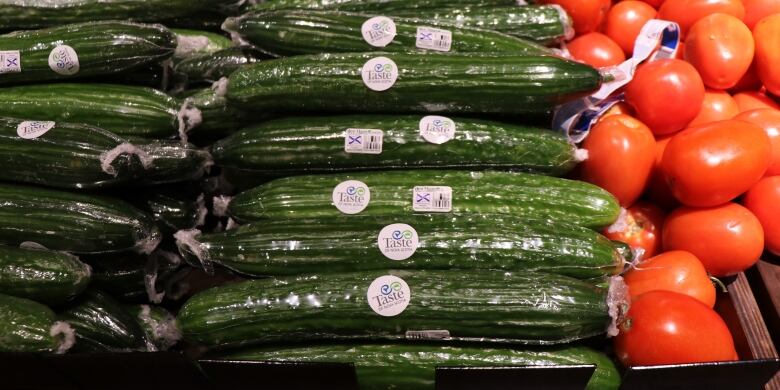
xmin=416 ymin=26 xmax=452 ymax=52
xmin=332 ymin=180 xmax=370 ymax=214
xmin=377 ymin=223 xmax=418 ymax=260
xmin=17 ymin=121 xmax=55 ymax=139
xmin=48 ymin=45 xmax=79 ymax=76
xmin=362 ymin=56 xmax=398 ymax=92
xmin=0 ymin=51 xmax=21 ymax=74
xmin=345 ymin=128 xmax=383 ymax=154
xmin=366 ymin=275 xmax=411 ymax=317
xmin=361 ymin=16 xmax=396 ymax=48
xmin=413 ymin=186 xmax=452 ymax=213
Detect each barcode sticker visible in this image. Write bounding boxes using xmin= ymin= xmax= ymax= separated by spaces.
xmin=345 ymin=128 xmax=383 ymax=154
xmin=416 ymin=26 xmax=452 ymax=52
xmin=0 ymin=51 xmax=21 ymax=74
xmin=413 ymin=186 xmax=452 ymax=212
xmin=405 ymin=330 xmax=451 ymax=340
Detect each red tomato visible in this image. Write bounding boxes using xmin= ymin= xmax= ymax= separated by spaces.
xmin=663 ymin=203 xmax=765 ymax=277
xmin=753 ymin=14 xmax=780 ymax=96
xmin=625 ymin=59 xmax=705 ymax=135
xmin=604 ymin=1 xmax=658 ymax=56
xmin=685 ymin=14 xmax=755 ymax=90
xmin=734 ymin=91 xmax=780 ymax=111
xmin=743 ymin=176 xmax=780 ymax=255
xmin=646 ymin=135 xmax=680 ymax=210
xmin=659 ymin=0 xmax=746 ymax=38
xmin=537 ymin=0 xmax=612 ymax=35
xmin=614 ymin=290 xmax=737 ymax=366
xmin=730 ymin=60 xmax=763 ymax=93
xmin=639 ymin=0 xmax=667 ymax=8
xmin=567 ymin=32 xmax=626 ymax=68
xmin=661 ymin=119 xmax=771 ymax=207
xmin=623 ymin=251 xmax=716 ymax=307
xmin=603 ymin=201 xmax=665 ymax=259
xmin=579 ymin=114 xmax=656 ymax=206
xmin=743 ymin=0 xmax=780 ymax=29
xmin=600 ymin=102 xmax=635 ymax=120
xmin=734 ymin=109 xmax=780 ymax=176
xmin=688 ymin=89 xmax=740 ymax=127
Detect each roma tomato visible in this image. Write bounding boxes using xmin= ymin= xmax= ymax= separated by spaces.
xmin=537 ymin=0 xmax=611 ymax=35
xmin=659 ymin=0 xmax=746 ymax=38
xmin=688 ymin=89 xmax=740 ymax=127
xmin=743 ymin=0 xmax=780 ymax=29
xmin=685 ymin=14 xmax=755 ymax=89
xmin=604 ymin=1 xmax=658 ymax=56
xmin=663 ymin=203 xmax=764 ymax=277
xmin=603 ymin=201 xmax=665 ymax=259
xmin=661 ymin=119 xmax=771 ymax=207
xmin=753 ymin=14 xmax=780 ymax=96
xmin=646 ymin=135 xmax=680 ymax=210
xmin=735 ymin=109 xmax=780 ymax=176
xmin=625 ymin=59 xmax=705 ymax=135
xmin=567 ymin=32 xmax=626 ymax=68
xmin=579 ymin=114 xmax=656 ymax=206
xmin=743 ymin=176 xmax=780 ymax=255
xmin=623 ymin=251 xmax=716 ymax=307
xmin=614 ymin=290 xmax=737 ymax=366
xmin=734 ymin=91 xmax=780 ymax=111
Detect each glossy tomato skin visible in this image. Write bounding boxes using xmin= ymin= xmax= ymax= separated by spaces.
xmin=579 ymin=114 xmax=656 ymax=206
xmin=743 ymin=176 xmax=780 ymax=255
xmin=623 ymin=250 xmax=716 ymax=307
xmin=663 ymin=203 xmax=765 ymax=277
xmin=685 ymin=13 xmax=755 ymax=90
xmin=688 ymin=89 xmax=740 ymax=127
xmin=661 ymin=119 xmax=771 ymax=207
xmin=734 ymin=91 xmax=780 ymax=111
xmin=646 ymin=135 xmax=680 ymax=210
xmin=753 ymin=14 xmax=780 ymax=96
xmin=537 ymin=0 xmax=611 ymax=35
xmin=604 ymin=1 xmax=658 ymax=56
xmin=743 ymin=0 xmax=780 ymax=29
xmin=639 ymin=0 xmax=666 ymax=8
xmin=735 ymin=109 xmax=780 ymax=176
xmin=567 ymin=32 xmax=626 ymax=68
xmin=603 ymin=201 xmax=665 ymax=259
xmin=659 ymin=0 xmax=746 ymax=38
xmin=730 ymin=60 xmax=763 ymax=93
xmin=625 ymin=59 xmax=705 ymax=135
xmin=614 ymin=290 xmax=737 ymax=366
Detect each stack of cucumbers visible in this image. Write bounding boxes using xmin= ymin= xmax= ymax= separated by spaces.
xmin=0 ymin=1 xmax=627 ymax=389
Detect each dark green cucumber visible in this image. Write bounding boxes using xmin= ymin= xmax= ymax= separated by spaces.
xmin=131 ymin=139 xmax=213 ymax=186
xmin=0 ymin=293 xmax=75 ymax=353
xmin=226 ymin=52 xmax=601 ymax=116
xmin=126 ymin=304 xmax=181 ymax=351
xmin=178 ymin=270 xmax=617 ymax=347
xmin=0 ymin=83 xmax=200 ymax=138
xmin=223 ymin=171 xmax=619 ymax=229
xmin=0 ymin=21 xmax=175 ymax=85
xmin=0 ymin=245 xmax=91 ymax=305
xmin=249 ymin=0 xmax=517 ymax=12
xmin=221 ymin=344 xmax=620 ymax=390
xmin=139 ymin=190 xmax=207 ymax=234
xmin=224 ymin=11 xmax=549 ymax=57
xmin=85 ymin=251 xmax=181 ymax=303
xmin=211 ymin=115 xmax=580 ymax=176
xmin=173 ymin=47 xmax=264 ymax=85
xmin=171 ymin=28 xmax=233 ymax=61
xmin=179 ymin=87 xmax=259 ymax=145
xmin=0 ymin=183 xmax=160 ymax=254
xmin=60 ymin=289 xmax=152 ymax=352
xmin=175 ymin=214 xmax=623 ymax=279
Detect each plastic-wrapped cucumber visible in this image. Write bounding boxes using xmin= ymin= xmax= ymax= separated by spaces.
xmin=173 ymin=47 xmax=264 ymax=85
xmin=226 ymin=52 xmax=601 ymax=116
xmin=85 ymin=250 xmax=182 ymax=303
xmin=249 ymin=0 xmax=518 ymax=12
xmin=139 ymin=191 xmax=208 ymax=234
xmin=175 ymin=214 xmax=624 ymax=279
xmin=126 ymin=304 xmax=182 ymax=351
xmin=178 ymin=270 xmax=625 ymax=347
xmin=0 ymin=293 xmax=75 ymax=353
xmin=211 ymin=115 xmax=580 ymax=176
xmin=0 ymin=21 xmax=176 ymax=85
xmin=0 ymin=244 xmax=91 ymax=305
xmin=221 ymin=344 xmax=620 ymax=390
xmin=171 ymin=28 xmax=232 ymax=61
xmin=0 ymin=183 xmax=161 ymax=254
xmin=223 ymin=11 xmax=549 ymax=57
xmin=0 ymin=83 xmax=201 ymax=139
xmin=179 ymin=87 xmax=258 ymax=145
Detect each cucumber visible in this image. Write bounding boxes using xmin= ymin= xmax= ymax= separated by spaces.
xmin=222 ymin=171 xmax=619 ymax=229
xmin=175 ymin=214 xmax=623 ymax=279
xmin=221 ymin=344 xmax=620 ymax=390
xmin=139 ymin=190 xmax=207 ymax=234
xmin=0 ymin=293 xmax=75 ymax=353
xmin=0 ymin=21 xmax=176 ymax=85
xmin=211 ymin=115 xmax=580 ymax=177
xmin=226 ymin=52 xmax=601 ymax=116
xmin=249 ymin=0 xmax=518 ymax=12
xmin=178 ymin=270 xmax=618 ymax=347
xmin=171 ymin=28 xmax=233 ymax=61
xmin=0 ymin=183 xmax=161 ymax=254
xmin=60 ymin=289 xmax=152 ymax=352
xmin=131 ymin=139 xmax=213 ymax=186
xmin=0 ymin=83 xmax=200 ymax=138
xmin=173 ymin=47 xmax=264 ymax=85
xmin=126 ymin=304 xmax=182 ymax=351
xmin=85 ymin=251 xmax=181 ymax=303
xmin=0 ymin=245 xmax=91 ymax=305
xmin=224 ymin=11 xmax=549 ymax=57
xmin=180 ymin=87 xmax=259 ymax=145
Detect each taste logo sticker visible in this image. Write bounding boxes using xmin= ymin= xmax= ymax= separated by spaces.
xmin=362 ymin=56 xmax=398 ymax=92
xmin=16 ymin=121 xmax=55 ymax=139
xmin=377 ymin=223 xmax=418 ymax=260
xmin=419 ymin=116 xmax=456 ymax=144
xmin=361 ymin=16 xmax=396 ymax=47
xmin=332 ymin=180 xmax=370 ymax=214
xmin=48 ymin=45 xmax=79 ymax=76
xmin=366 ymin=275 xmax=410 ymax=317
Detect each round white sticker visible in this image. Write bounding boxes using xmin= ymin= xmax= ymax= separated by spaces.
xmin=16 ymin=121 xmax=55 ymax=139
xmin=377 ymin=223 xmax=418 ymax=261
xmin=419 ymin=116 xmax=456 ymax=144
xmin=362 ymin=56 xmax=398 ymax=92
xmin=332 ymin=180 xmax=370 ymax=214
xmin=48 ymin=45 xmax=80 ymax=75
xmin=361 ymin=16 xmax=396 ymax=47
xmin=366 ymin=275 xmax=411 ymax=317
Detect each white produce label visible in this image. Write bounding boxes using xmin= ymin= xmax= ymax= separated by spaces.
xmin=48 ymin=45 xmax=80 ymax=75
xmin=332 ymin=180 xmax=370 ymax=214
xmin=366 ymin=275 xmax=411 ymax=317
xmin=362 ymin=16 xmax=397 ymax=47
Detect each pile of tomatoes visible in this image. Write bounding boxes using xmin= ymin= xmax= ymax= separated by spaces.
xmin=541 ymin=0 xmax=780 ymax=368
